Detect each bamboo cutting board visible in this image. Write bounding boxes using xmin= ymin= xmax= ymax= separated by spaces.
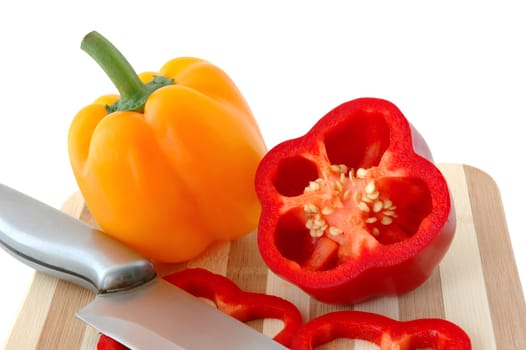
xmin=5 ymin=164 xmax=526 ymax=349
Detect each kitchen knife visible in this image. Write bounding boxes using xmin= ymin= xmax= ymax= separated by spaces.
xmin=0 ymin=184 xmax=287 ymax=350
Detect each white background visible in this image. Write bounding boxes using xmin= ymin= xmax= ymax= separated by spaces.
xmin=1 ymin=1 xmax=525 ymax=347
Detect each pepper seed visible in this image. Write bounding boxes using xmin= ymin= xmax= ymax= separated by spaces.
xmin=358 ymin=202 xmax=370 ymax=212
xmin=329 ymin=226 xmax=343 ymax=236
xmin=381 ymin=216 xmax=393 ymax=225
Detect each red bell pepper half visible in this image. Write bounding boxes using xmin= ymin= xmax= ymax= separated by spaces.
xmin=255 ymin=98 xmax=456 ymax=304
xmin=290 ymin=310 xmax=471 ymax=350
xmin=97 ymin=268 xmax=303 ymax=349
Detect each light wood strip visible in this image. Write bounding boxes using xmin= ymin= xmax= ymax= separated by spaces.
xmin=79 ymin=327 xmax=99 ymax=350
xmin=465 ymin=165 xmax=526 ymax=349
xmin=438 ymin=164 xmax=496 ymax=349
xmin=263 ymin=271 xmax=311 ymax=339
xmin=4 ymin=273 xmax=58 ymax=350
xmin=353 ymin=296 xmax=399 ymax=320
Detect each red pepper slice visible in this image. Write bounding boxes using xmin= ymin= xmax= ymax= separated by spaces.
xmin=97 ymin=268 xmax=303 ymax=349
xmin=97 ymin=334 xmax=128 ymax=350
xmin=290 ymin=310 xmax=471 ymax=350
xmin=255 ymin=98 xmax=456 ymax=304
xmin=164 ymin=268 xmax=302 ymax=347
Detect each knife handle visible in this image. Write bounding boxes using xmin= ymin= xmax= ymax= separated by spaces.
xmin=0 ymin=184 xmax=156 ymax=294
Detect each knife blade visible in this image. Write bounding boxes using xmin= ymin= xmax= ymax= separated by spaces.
xmin=0 ymin=184 xmax=287 ymax=350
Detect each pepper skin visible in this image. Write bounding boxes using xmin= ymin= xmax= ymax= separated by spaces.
xmin=255 ymin=98 xmax=455 ymax=304
xmin=98 ymin=268 xmax=303 ymax=349
xmin=290 ymin=311 xmax=471 ymax=350
xmin=69 ymin=32 xmax=266 ymax=262
xmin=97 ymin=335 xmax=128 ymax=350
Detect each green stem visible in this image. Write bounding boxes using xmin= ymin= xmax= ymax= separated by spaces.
xmin=80 ymin=31 xmax=173 ymax=113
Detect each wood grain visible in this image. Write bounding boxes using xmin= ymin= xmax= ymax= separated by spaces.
xmin=4 ymin=164 xmax=526 ymax=349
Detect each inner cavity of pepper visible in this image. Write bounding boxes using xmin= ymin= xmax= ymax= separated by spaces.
xmin=273 ymin=161 xmax=432 ymax=271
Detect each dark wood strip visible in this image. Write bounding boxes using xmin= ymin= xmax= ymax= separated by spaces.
xmin=398 ymin=266 xmax=445 ymax=320
xmin=36 ymin=280 xmax=94 ymax=349
xmin=465 ymin=165 xmax=526 ymax=349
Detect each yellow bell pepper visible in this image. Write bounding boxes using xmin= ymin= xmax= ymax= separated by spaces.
xmin=68 ymin=31 xmax=267 ymax=262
